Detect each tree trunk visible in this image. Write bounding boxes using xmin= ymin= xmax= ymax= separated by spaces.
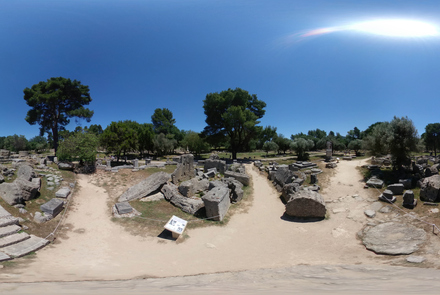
xmin=232 ymin=150 xmax=237 ymax=159
xmin=52 ymin=127 xmax=59 ymax=155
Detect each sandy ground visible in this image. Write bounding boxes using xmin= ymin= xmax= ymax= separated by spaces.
xmin=2 ymin=158 xmax=440 ymax=293
xmin=1 ymin=158 xmax=378 ymax=280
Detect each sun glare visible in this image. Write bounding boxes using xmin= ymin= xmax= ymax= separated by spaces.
xmin=349 ymin=19 xmax=439 ymax=37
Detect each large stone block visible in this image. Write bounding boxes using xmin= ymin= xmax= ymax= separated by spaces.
xmin=55 ymin=187 xmax=71 ymax=198
xmin=420 ymin=175 xmax=440 ymax=202
xmin=171 ymin=154 xmax=195 ymax=184
xmin=119 ymin=171 xmax=170 ymax=202
xmin=161 ymin=183 xmax=204 ymax=215
xmin=273 ymin=166 xmax=294 ymax=188
xmin=285 ymin=189 xmax=326 ymax=218
xmin=224 ymin=171 xmax=250 ymax=186
xmin=15 ymin=178 xmax=40 ymax=201
xmin=399 ymin=179 xmax=412 ymax=189
xmin=204 ymin=159 xmax=226 ymax=174
xmin=115 ymin=202 xmax=133 ymax=214
xmin=178 ymin=178 xmax=209 ymax=197
xmin=202 ymin=186 xmax=231 ymax=221
xmin=222 ymin=177 xmax=244 ymax=203
xmin=366 ymin=177 xmax=384 ymax=188
xmin=387 ymin=183 xmax=404 ymax=195
xmin=17 ymin=164 xmax=36 ymax=181
xmin=0 ymin=183 xmax=22 ymax=205
xmin=40 ymin=198 xmax=64 ymax=217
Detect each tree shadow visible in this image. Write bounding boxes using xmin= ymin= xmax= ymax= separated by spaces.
xmin=280 ymin=213 xmax=324 ymax=223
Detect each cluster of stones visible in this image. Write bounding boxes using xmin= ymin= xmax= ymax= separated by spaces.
xmin=0 ymin=164 xmax=41 ymax=206
xmin=366 ymin=155 xmax=440 ymax=206
xmin=116 ymin=154 xmax=250 ymax=222
xmin=255 ymin=160 xmax=326 ymax=219
xmin=41 ymin=173 xmax=64 ymax=191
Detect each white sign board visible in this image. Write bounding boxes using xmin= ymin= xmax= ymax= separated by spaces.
xmin=164 ymin=215 xmax=188 ymax=236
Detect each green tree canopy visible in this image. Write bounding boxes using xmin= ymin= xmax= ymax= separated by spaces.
xmin=137 ymin=123 xmax=155 ymax=157
xmin=256 ymin=125 xmax=278 ymax=149
xmin=153 ymin=133 xmax=176 ymax=156
xmin=100 ymin=121 xmax=138 ymax=161
xmin=290 ymin=138 xmax=314 ymax=160
xmin=262 ymin=141 xmax=278 ymax=157
xmin=151 ymin=108 xmax=176 ymax=135
xmin=424 ymin=123 xmax=440 ymax=156
xmin=203 ymin=88 xmax=266 ymax=159
xmin=24 ymin=77 xmax=93 ymax=153
xmin=363 ymin=117 xmax=419 ymax=169
xmin=57 ymin=131 xmax=99 ymax=164
xmin=28 ymin=136 xmax=48 ymax=152
xmin=85 ymin=124 xmax=103 ymax=136
xmin=348 ymin=139 xmax=363 ymax=156
xmin=3 ymin=135 xmax=28 ymax=152
xmin=181 ymin=131 xmax=210 ymax=157
xmin=274 ymin=134 xmax=291 ymax=154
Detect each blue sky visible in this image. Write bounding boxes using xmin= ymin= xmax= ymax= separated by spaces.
xmin=2 ymin=0 xmax=440 ymax=139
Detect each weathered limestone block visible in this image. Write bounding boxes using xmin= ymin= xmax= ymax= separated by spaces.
xmin=202 ymin=186 xmax=231 ymax=221
xmin=171 ymin=154 xmax=195 ymax=184
xmin=419 ymin=175 xmax=440 ymax=202
xmin=118 ymin=171 xmax=170 ymax=202
xmin=224 ymin=171 xmax=250 ymax=186
xmin=281 ymin=182 xmax=300 ymax=203
xmin=285 ymin=189 xmax=326 ymax=218
xmin=161 ymin=183 xmax=204 ymax=214
xmin=361 ymin=222 xmax=426 ymax=255
xmin=115 ymin=202 xmax=133 ymax=214
xmin=425 ymin=165 xmax=439 ymax=177
xmin=222 ymin=177 xmax=244 ymax=203
xmin=387 ymin=183 xmax=404 ymax=195
xmin=399 ymin=178 xmax=412 ymax=189
xmin=31 ymin=178 xmax=41 ymax=190
xmin=366 ymin=177 xmax=384 ymax=188
xmin=17 ymin=164 xmax=36 ymax=181
xmin=40 ymin=198 xmax=64 ymax=217
xmin=58 ymin=162 xmax=74 ymax=171
xmin=55 ymin=187 xmax=71 ymax=198
xmin=403 ymin=190 xmax=417 ymax=209
xmin=204 ymin=159 xmax=226 ymax=174
xmin=15 ymin=178 xmax=40 ymax=201
xmin=273 ymin=165 xmax=294 ymax=188
xmin=0 ymin=183 xmax=22 ymax=205
xmin=178 ymin=178 xmax=209 ymax=197
xmin=325 ymin=162 xmax=337 ymax=168
xmin=209 ymin=180 xmax=228 ymax=190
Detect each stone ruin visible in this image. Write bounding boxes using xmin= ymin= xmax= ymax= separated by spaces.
xmin=171 ymin=154 xmax=195 ymax=184
xmin=256 ymin=161 xmax=326 ymax=219
xmin=116 ymin=153 xmax=251 ymax=222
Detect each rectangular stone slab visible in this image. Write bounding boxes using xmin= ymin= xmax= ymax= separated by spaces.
xmin=0 ymin=225 xmax=21 ymax=238
xmin=0 ymin=204 xmax=12 ymax=218
xmin=0 ymin=232 xmax=30 ymax=248
xmin=40 ymin=198 xmax=64 ymax=217
xmin=1 ymin=235 xmax=49 ymax=258
xmin=115 ymin=202 xmax=133 ymax=214
xmin=0 ymin=216 xmax=19 ymax=227
xmin=0 ymin=251 xmax=11 ymax=262
xmin=55 ymin=187 xmax=71 ymax=198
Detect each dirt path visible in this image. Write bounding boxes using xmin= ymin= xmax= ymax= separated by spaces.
xmin=1 ymin=159 xmax=382 ymax=282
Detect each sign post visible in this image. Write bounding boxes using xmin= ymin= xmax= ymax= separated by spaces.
xmin=164 ymin=215 xmax=188 ymax=239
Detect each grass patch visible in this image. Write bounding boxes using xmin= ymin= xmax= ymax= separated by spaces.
xmin=107 ymin=166 xmax=255 ymax=240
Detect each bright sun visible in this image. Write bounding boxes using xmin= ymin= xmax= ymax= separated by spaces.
xmin=349 ymin=19 xmax=439 ymax=37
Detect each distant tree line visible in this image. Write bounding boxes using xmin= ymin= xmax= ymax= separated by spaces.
xmin=16 ymin=77 xmax=439 ymax=171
